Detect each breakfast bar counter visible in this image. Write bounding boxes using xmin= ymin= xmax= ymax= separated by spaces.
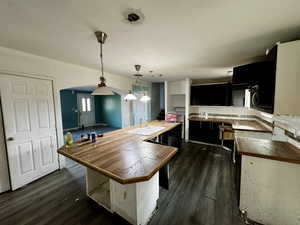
xmin=58 ymin=121 xmax=180 ymax=225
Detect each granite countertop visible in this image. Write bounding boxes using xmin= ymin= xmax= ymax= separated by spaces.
xmin=235 ymin=137 xmax=300 ymax=164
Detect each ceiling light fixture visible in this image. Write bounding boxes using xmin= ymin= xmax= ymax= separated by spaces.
xmin=124 ymin=90 xmax=137 ymax=101
xmin=124 ymin=65 xmax=141 ymax=101
xmin=124 ymin=65 xmax=150 ymax=102
xmin=92 ymin=31 xmax=114 ymax=95
xmin=134 ymin=65 xmax=150 ymax=102
xmin=140 ymin=93 xmax=151 ymax=102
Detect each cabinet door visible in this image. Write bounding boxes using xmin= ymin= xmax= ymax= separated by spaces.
xmin=189 ymin=121 xmax=221 ymax=144
xmin=189 ymin=121 xmax=201 ymax=141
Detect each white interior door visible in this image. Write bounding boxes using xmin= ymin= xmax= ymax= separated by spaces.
xmin=0 ymin=74 xmax=59 ymax=190
xmin=77 ymin=93 xmax=95 ymax=127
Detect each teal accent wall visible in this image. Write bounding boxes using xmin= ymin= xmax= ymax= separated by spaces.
xmin=60 ymin=90 xmax=121 ymax=129
xmin=60 ymin=90 xmax=78 ymax=129
xmin=94 ymin=94 xmax=122 ymax=128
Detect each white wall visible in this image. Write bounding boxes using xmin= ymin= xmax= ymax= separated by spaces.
xmin=274 ymin=40 xmax=300 ymax=115
xmin=0 ymin=46 xmax=143 ymax=191
xmin=0 ymin=47 xmax=134 ymax=91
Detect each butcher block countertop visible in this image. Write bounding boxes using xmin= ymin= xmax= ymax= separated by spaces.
xmin=189 ymin=116 xmax=272 ymax=133
xmin=58 ymin=121 xmax=180 ymax=184
xmin=235 ymin=137 xmax=300 ymax=164
xmin=231 ymin=120 xmax=272 ymax=132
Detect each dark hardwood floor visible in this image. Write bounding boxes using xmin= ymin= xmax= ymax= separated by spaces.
xmin=0 ymin=143 xmax=246 ymax=225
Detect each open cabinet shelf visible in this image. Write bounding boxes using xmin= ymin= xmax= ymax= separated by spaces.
xmin=86 ymin=168 xmax=112 ymax=211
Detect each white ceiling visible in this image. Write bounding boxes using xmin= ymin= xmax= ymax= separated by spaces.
xmin=0 ymin=0 xmax=300 ymax=82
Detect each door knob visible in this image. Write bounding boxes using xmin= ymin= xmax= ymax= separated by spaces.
xmin=7 ymin=137 xmax=14 ymax=141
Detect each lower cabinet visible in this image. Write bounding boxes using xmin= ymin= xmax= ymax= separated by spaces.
xmin=147 ymin=124 xmax=182 ymax=190
xmin=160 ymin=124 xmax=182 ymax=147
xmin=239 ymin=155 xmax=300 ymax=225
xmin=189 ymin=121 xmax=222 ymax=144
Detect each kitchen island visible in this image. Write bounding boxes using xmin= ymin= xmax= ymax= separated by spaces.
xmin=58 ymin=121 xmax=180 ymax=225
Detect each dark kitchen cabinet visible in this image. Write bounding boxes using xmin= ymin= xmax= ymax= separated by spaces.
xmin=232 ymin=46 xmax=277 ymax=113
xmin=190 ymin=83 xmax=232 ymax=106
xmin=189 ymin=121 xmax=222 ymax=145
xmin=147 ymin=124 xmax=182 ymax=190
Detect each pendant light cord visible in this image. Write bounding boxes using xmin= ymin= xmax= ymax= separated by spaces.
xmin=100 ymin=43 xmax=104 ymax=78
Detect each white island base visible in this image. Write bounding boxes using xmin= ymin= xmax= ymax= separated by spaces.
xmin=86 ymin=168 xmax=159 ymax=225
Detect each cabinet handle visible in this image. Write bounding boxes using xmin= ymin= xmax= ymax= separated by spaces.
xmin=7 ymin=137 xmax=14 ymax=141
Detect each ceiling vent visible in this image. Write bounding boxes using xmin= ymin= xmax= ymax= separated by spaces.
xmin=123 ymin=9 xmax=145 ymax=25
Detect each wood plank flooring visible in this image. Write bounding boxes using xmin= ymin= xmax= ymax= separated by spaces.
xmin=0 ymin=143 xmax=246 ymax=225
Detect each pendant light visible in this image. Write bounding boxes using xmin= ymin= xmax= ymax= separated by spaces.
xmin=124 ymin=90 xmax=137 ymax=100
xmin=124 ymin=65 xmax=141 ymax=101
xmin=140 ymin=93 xmax=151 ymax=102
xmin=139 ymin=70 xmax=152 ymax=102
xmin=92 ymin=31 xmax=114 ymax=95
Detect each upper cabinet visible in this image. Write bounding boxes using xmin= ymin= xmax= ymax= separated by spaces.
xmin=190 ymin=83 xmax=232 ymax=106
xmin=232 ymin=47 xmax=277 ymax=114
xmin=274 ymin=40 xmax=300 ymax=115
xmin=169 ymin=80 xmax=186 ymax=95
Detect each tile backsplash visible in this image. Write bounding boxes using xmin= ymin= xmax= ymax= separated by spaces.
xmin=190 ymin=106 xmax=273 ymax=123
xmin=189 ymin=106 xmax=300 ymax=148
xmin=190 ymin=106 xmax=253 ymax=116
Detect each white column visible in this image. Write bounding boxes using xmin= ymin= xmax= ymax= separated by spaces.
xmin=185 ymin=78 xmax=190 ymax=142
xmin=164 ymin=81 xmax=168 ymax=114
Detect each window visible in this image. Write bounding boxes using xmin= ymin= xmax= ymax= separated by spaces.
xmin=81 ymin=97 xmax=91 ymax=112
xmin=82 ymin=98 xmax=86 ymax=112
xmin=87 ymin=98 xmax=91 ymax=112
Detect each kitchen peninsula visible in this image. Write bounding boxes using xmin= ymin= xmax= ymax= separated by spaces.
xmin=58 ymin=121 xmax=180 ymax=225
